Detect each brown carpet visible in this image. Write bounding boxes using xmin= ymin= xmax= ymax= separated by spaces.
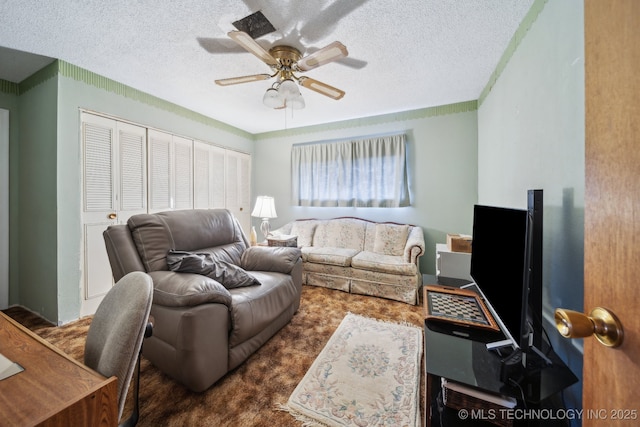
xmin=3 ymin=285 xmax=425 ymax=427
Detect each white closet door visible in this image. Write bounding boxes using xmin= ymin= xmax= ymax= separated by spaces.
xmin=211 ymin=146 xmax=226 ymax=208
xmin=194 ymin=142 xmax=227 ymax=210
xmin=193 ymin=141 xmax=211 ymax=209
xmin=81 ymin=113 xmax=117 ymax=316
xmin=81 ymin=114 xmax=148 ymax=316
xmin=148 ymin=130 xmax=193 ymax=212
xmin=148 ymin=129 xmax=172 ymax=212
xmin=117 ymin=122 xmax=147 ymax=222
xmin=173 ymin=136 xmax=193 ymax=210
xmin=225 ymin=151 xmax=251 ymax=234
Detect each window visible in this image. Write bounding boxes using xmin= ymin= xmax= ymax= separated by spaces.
xmin=291 ymin=133 xmax=409 ymax=207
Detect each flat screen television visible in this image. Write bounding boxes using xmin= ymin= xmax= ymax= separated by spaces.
xmin=469 ymin=190 xmax=543 ymax=358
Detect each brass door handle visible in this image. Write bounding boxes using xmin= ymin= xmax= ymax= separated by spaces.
xmin=108 ymin=213 xmax=117 ymax=220
xmin=554 ymin=307 xmax=624 ymax=348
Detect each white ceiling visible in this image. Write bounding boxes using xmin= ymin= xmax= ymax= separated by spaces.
xmin=0 ymin=0 xmax=534 ymax=134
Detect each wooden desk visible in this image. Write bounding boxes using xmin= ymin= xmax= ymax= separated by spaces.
xmin=0 ymin=312 xmax=117 ymax=427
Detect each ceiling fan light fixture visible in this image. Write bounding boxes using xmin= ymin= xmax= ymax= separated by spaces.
xmin=278 ymin=79 xmax=300 ymax=99
xmin=263 ymin=87 xmax=284 ymax=109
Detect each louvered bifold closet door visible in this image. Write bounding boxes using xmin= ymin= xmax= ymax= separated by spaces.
xmin=83 ymin=117 xmax=115 ymax=215
xmin=193 ymin=141 xmax=227 ymax=209
xmin=82 ymin=113 xmax=116 ymax=313
xmin=193 ymin=141 xmax=212 ymax=209
xmin=148 ymin=129 xmax=173 ymax=213
xmin=117 ymin=122 xmax=147 ymax=221
xmin=173 ymin=135 xmax=193 ymax=210
xmin=148 ymin=130 xmax=194 ymax=212
xmin=225 ymin=151 xmax=251 ymax=234
xmin=211 ymin=146 xmax=226 ymax=208
xmin=81 ymin=113 xmax=146 ymax=316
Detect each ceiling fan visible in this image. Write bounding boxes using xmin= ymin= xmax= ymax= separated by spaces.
xmin=214 ymin=30 xmax=349 ymax=109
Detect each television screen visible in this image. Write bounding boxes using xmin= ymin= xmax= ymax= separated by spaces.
xmin=470 ymin=205 xmax=528 ymax=348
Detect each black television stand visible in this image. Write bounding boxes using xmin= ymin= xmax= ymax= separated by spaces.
xmin=524 ymin=344 xmax=553 ymax=367
xmin=423 ymin=275 xmax=578 ymax=427
xmin=486 ymin=339 xmax=514 ymax=351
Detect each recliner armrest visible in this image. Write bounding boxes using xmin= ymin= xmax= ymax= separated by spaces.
xmin=103 ymin=224 xmax=146 ymax=282
xmin=240 ymin=246 xmax=302 ymax=274
xmin=148 ymin=271 xmax=232 ymax=308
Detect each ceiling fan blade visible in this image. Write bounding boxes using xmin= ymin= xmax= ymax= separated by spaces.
xmin=228 ymin=31 xmax=278 ymax=67
xmin=296 ymin=41 xmax=348 ymax=71
xmin=298 ymin=77 xmax=345 ymax=100
xmin=215 ymin=74 xmax=272 ymax=86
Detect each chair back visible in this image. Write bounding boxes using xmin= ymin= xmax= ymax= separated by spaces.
xmin=84 ymin=271 xmax=153 ymax=422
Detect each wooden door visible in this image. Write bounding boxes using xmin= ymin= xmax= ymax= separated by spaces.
xmin=584 ymin=0 xmax=640 ymax=424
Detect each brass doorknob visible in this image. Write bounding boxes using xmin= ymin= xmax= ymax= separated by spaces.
xmin=554 ymin=307 xmax=624 ymax=348
xmin=108 ymin=213 xmax=117 ymax=220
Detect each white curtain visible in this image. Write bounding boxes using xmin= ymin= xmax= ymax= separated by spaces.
xmin=291 ymin=133 xmax=409 ymax=207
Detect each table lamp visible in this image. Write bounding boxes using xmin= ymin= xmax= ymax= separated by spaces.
xmin=251 ymin=196 xmax=277 ymax=241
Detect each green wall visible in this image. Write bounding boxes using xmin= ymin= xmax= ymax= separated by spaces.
xmin=13 ymin=73 xmax=59 ymax=321
xmin=477 ymin=0 xmax=584 ymax=412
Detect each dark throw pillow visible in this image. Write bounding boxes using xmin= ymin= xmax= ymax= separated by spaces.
xmin=167 ymin=250 xmax=261 ymax=289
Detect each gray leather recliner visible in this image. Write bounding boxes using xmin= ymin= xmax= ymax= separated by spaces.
xmin=103 ymin=209 xmax=302 ymax=392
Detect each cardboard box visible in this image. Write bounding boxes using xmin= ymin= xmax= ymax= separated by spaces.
xmin=446 ymin=234 xmax=472 ymax=253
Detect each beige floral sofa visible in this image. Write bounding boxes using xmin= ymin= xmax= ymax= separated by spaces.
xmin=271 ymin=217 xmax=425 ymax=304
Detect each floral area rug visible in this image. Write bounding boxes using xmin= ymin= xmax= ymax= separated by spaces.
xmin=284 ymin=313 xmax=423 ymax=426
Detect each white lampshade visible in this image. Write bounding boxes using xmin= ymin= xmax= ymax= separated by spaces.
xmin=251 ymin=196 xmax=277 ymax=219
xmin=251 ymin=196 xmax=277 ymax=240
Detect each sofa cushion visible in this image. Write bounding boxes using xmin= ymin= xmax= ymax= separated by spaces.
xmin=290 ymin=220 xmax=318 ymax=247
xmin=313 ymin=218 xmax=366 ymax=251
xmin=167 ymin=250 xmax=260 ymax=289
xmin=351 ymin=251 xmax=417 ymax=276
xmin=373 ymin=223 xmax=410 ymax=256
xmin=148 ymin=271 xmax=233 ymax=307
xmin=305 ymin=247 xmax=360 ymax=267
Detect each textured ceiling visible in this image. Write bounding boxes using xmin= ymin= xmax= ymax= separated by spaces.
xmin=0 ymin=0 xmax=534 ymax=134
